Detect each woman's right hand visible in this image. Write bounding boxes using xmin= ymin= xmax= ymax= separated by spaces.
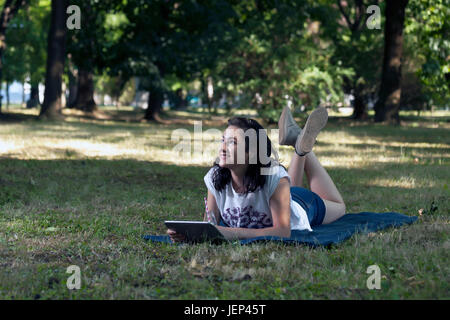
xmin=166 ymin=229 xmax=186 ymax=243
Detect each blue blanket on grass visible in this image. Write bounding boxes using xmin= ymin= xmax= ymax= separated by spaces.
xmin=142 ymin=212 xmax=418 ymax=247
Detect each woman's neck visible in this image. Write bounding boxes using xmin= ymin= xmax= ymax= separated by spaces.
xmin=229 ymin=165 xmax=248 ymax=192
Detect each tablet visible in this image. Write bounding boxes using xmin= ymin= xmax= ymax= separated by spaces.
xmin=165 ymin=221 xmax=226 ymax=243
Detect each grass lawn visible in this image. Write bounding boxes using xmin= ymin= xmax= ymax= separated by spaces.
xmin=0 ymin=105 xmax=449 ymax=299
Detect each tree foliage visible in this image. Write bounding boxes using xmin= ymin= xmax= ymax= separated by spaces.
xmin=405 ymin=0 xmax=449 ymax=108
xmin=4 ymin=0 xmax=49 ymax=87
xmin=112 ymin=0 xmax=239 ymax=120
xmin=314 ymin=1 xmax=385 ymax=119
xmin=0 ymin=0 xmax=447 ymax=121
xmin=211 ymin=0 xmax=354 ymax=122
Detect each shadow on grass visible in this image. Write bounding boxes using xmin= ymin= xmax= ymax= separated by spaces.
xmin=0 ymin=158 xmax=208 ymax=211
xmin=0 ymin=112 xmax=38 ymax=122
xmin=0 ymin=157 xmax=448 ymax=300
xmin=0 ymin=158 xmax=447 ymax=222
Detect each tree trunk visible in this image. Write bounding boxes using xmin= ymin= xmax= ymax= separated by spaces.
xmin=66 ymin=55 xmax=77 ymax=108
xmin=22 ymin=81 xmax=25 ymax=107
xmin=39 ymin=0 xmax=68 ymax=120
xmin=337 ymin=0 xmax=368 ymax=121
xmin=144 ymin=88 xmax=164 ymax=121
xmin=173 ymin=88 xmax=184 ymax=109
xmin=374 ymin=0 xmax=409 ymax=124
xmin=5 ymin=81 xmax=9 ymax=109
xmin=72 ymin=68 xmax=97 ymax=112
xmin=351 ymin=91 xmax=368 ymax=120
xmin=26 ymin=85 xmax=39 ymax=108
xmin=200 ymin=78 xmax=210 ymax=113
xmin=67 ymin=71 xmax=77 ymax=108
xmin=0 ymin=0 xmax=29 ymax=115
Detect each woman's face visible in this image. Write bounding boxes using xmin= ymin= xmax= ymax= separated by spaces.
xmin=218 ymin=125 xmax=249 ymax=168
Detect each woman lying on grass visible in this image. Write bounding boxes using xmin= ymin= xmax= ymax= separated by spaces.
xmin=167 ymin=106 xmax=346 ymax=242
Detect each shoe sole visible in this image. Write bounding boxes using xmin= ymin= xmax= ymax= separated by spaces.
xmin=296 ymin=107 xmax=328 ymax=154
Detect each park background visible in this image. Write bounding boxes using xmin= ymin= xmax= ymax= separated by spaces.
xmin=0 ymin=0 xmax=448 ymax=299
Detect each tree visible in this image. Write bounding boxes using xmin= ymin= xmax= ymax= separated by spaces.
xmin=374 ymin=0 xmax=409 ymax=124
xmin=404 ymin=0 xmax=449 ymax=111
xmin=66 ymin=0 xmax=106 ymax=112
xmin=114 ymin=0 xmax=239 ymax=121
xmin=25 ymin=1 xmax=49 ymax=109
xmin=0 ymin=0 xmax=29 ymax=114
xmin=94 ymin=73 xmax=130 ymax=106
xmin=3 ymin=17 xmax=28 ymax=108
xmin=212 ymin=0 xmax=353 ymax=123
xmin=334 ymin=0 xmax=384 ymax=120
xmin=309 ymin=1 xmax=385 ymax=120
xmin=39 ymin=0 xmax=67 ymax=119
xmin=3 ymin=0 xmax=50 ymax=110
xmin=66 ymin=0 xmax=149 ymax=113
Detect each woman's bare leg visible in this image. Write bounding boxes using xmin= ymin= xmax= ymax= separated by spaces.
xmin=288 ymin=151 xmax=345 ymax=224
xmin=288 ymin=151 xmax=306 ymax=187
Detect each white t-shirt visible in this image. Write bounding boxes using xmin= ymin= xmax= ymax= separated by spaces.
xmin=204 ymin=165 xmax=312 ymax=232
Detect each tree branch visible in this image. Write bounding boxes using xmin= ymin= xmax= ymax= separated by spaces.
xmin=10 ymin=0 xmax=29 ymax=17
xmin=337 ymin=0 xmax=354 ymax=29
xmin=353 ymin=0 xmax=364 ymax=31
xmin=0 ymin=0 xmax=29 ymax=45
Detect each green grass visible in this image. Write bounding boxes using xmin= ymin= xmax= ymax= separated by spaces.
xmin=0 ymin=106 xmax=449 ymax=299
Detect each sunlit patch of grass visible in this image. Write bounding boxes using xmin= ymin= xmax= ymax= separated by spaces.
xmin=366 ymin=175 xmax=437 ymax=189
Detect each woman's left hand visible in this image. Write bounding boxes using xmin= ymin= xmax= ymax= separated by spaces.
xmin=166 ymin=229 xmax=186 ymax=243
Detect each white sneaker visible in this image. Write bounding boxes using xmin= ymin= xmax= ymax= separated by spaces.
xmin=295 ymin=107 xmax=328 ymax=156
xmin=278 ymin=106 xmax=302 ymax=147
